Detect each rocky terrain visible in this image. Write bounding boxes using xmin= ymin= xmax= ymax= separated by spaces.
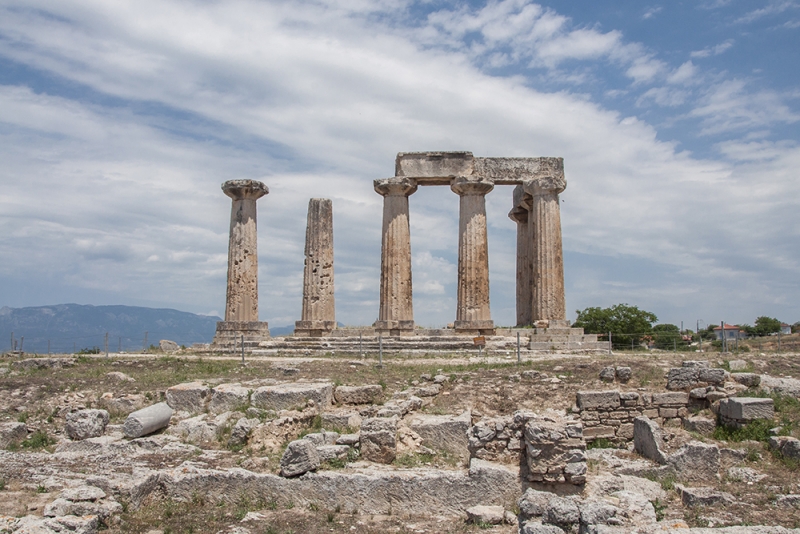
xmin=1 ymin=349 xmax=799 ymax=534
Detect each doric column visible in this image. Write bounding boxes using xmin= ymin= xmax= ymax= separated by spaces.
xmin=212 ymin=179 xmax=271 ymax=349
xmin=524 ymin=175 xmax=567 ymax=322
xmin=374 ymin=178 xmax=417 ymax=334
xmin=451 ymin=177 xmax=495 ymax=333
xmin=509 ymin=205 xmax=532 ymax=327
xmin=295 ymin=198 xmax=335 ymax=337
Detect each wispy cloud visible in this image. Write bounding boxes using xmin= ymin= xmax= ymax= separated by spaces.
xmin=735 ymin=0 xmax=799 ymax=24
xmin=690 ymin=39 xmax=734 ymax=58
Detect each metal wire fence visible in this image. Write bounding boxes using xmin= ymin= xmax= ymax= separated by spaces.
xmin=595 ymin=331 xmax=799 ymax=354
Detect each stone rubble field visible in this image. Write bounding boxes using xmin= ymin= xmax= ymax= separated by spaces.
xmin=1 ymin=351 xmax=800 ymax=534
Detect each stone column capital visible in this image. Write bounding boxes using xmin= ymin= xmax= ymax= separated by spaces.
xmin=222 ymin=179 xmax=269 ymax=200
xmin=450 ymin=177 xmax=494 ymax=196
xmin=522 ymin=174 xmax=566 ymax=196
xmin=508 ymin=206 xmax=528 ymax=224
xmin=374 ymin=178 xmax=418 ymax=197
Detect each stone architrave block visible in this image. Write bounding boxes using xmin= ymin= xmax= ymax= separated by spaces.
xmin=316 ymin=444 xmax=351 ymax=462
xmin=408 ymin=410 xmax=471 ymax=460
xmin=576 ymin=391 xmax=620 ymax=410
xmin=209 ymin=383 xmax=251 ymax=414
xmin=279 ymin=439 xmax=320 ymax=477
xmin=334 ymin=385 xmax=383 ymax=405
xmin=360 ymin=417 xmax=397 ymax=464
xmin=251 ymin=382 xmax=333 ymax=411
xmin=667 ymin=368 xmax=698 ymax=390
xmin=0 ymin=422 xmax=27 ymax=449
xmin=667 ymin=442 xmax=720 ymax=480
xmin=165 ymin=382 xmax=211 ymax=414
xmin=633 ymin=417 xmax=667 ymax=464
xmin=719 ymin=397 xmax=774 ymax=421
xmin=678 ymin=486 xmax=734 ymax=507
xmin=652 ymin=392 xmax=689 ymax=406
xmin=65 ymin=409 xmax=109 ymax=440
xmin=699 ymin=368 xmax=727 ymax=385
xmin=731 ymin=373 xmax=761 ymax=388
xmin=123 ymin=402 xmax=173 ymax=438
xmin=583 ymin=426 xmax=615 ymax=440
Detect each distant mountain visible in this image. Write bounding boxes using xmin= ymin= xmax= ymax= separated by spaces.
xmin=0 ymin=304 xmax=222 ymax=354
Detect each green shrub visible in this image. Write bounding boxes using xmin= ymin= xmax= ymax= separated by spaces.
xmin=21 ymin=430 xmax=55 ymax=450
xmin=587 ymin=438 xmax=615 ymax=450
xmin=713 ymin=419 xmax=774 ymax=443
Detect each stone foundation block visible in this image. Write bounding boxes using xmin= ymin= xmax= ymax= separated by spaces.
xmin=652 ymin=392 xmax=689 ymax=406
xmin=166 ymin=382 xmax=211 ymax=414
xmin=719 ymin=397 xmax=774 ymax=421
xmin=251 ymin=382 xmax=333 ymax=411
xmin=576 ymin=391 xmax=620 ymax=410
xmin=409 ymin=410 xmax=470 ymax=460
xmin=209 ymin=383 xmax=251 ymax=414
xmin=360 ymin=417 xmax=397 ymax=464
xmin=0 ymin=422 xmax=27 ymax=449
xmin=731 ymin=373 xmax=761 ymax=388
xmin=334 ymin=385 xmax=383 ymax=405
xmin=65 ymin=409 xmax=109 ymax=440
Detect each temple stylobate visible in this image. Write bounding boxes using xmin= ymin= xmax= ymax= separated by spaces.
xmin=374 ymin=152 xmax=567 ymax=335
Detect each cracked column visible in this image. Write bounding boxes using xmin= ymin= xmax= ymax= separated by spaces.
xmin=295 ymin=198 xmax=336 ymax=337
xmin=509 ymin=185 xmax=533 ymax=326
xmin=524 ymin=174 xmax=567 ymax=323
xmin=212 ymin=179 xmax=271 ymax=348
xmin=374 ymin=178 xmax=417 ymax=335
xmin=451 ymin=177 xmax=495 ymax=334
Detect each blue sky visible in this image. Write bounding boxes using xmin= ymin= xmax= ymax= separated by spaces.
xmin=0 ymin=0 xmax=798 ymax=331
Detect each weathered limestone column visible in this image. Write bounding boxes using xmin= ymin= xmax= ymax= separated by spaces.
xmin=524 ymin=175 xmax=567 ymax=323
xmin=509 ymin=203 xmax=532 ymax=327
xmin=374 ymin=178 xmax=417 ymax=335
xmin=212 ymin=179 xmax=271 ymax=348
xmin=451 ymin=177 xmax=495 ymax=334
xmin=295 ymin=198 xmax=336 ymax=337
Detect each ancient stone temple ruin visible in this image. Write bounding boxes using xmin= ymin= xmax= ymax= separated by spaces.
xmin=211 ymin=179 xmax=271 ymax=348
xmin=211 ymin=152 xmax=603 ymax=353
xmin=375 ymin=152 xmax=567 ymax=335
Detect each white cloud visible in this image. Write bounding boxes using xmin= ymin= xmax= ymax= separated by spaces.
xmin=642 ymin=7 xmax=663 ymax=20
xmin=690 ymin=39 xmax=734 ymax=58
xmin=0 ymin=0 xmax=797 ymax=329
xmin=735 ymin=0 xmax=799 ymax=24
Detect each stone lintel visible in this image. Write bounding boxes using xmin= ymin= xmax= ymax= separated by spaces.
xmin=215 ymin=321 xmax=271 ymax=334
xmin=395 ymin=153 xmax=564 ymax=187
xmin=454 ymin=320 xmax=495 ymax=334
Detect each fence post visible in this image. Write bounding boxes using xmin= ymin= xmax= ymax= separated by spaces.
xmin=608 ymin=332 xmax=612 ymax=355
xmin=378 ymin=334 xmax=383 ymax=367
xmin=778 ymin=332 xmax=782 ymax=353
xmin=143 ymin=331 xmax=148 ymax=351
xmin=241 ymin=334 xmax=245 ymax=363
xmin=105 ymin=332 xmax=109 ymax=358
xmin=516 ymin=331 xmax=521 ymax=365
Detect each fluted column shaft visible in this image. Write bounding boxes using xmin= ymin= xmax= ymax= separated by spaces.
xmin=375 ymin=178 xmax=417 ymax=331
xmin=509 ymin=206 xmax=532 ymax=326
xmin=451 ymin=177 xmax=494 ymax=331
xmin=222 ymin=180 xmax=269 ymax=323
xmin=526 ymin=180 xmax=566 ymax=321
xmin=295 ymin=198 xmax=335 ymax=335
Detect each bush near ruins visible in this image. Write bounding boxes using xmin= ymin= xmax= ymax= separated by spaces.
xmin=652 ymin=323 xmax=683 ymax=350
xmin=574 ymin=303 xmax=657 ymax=348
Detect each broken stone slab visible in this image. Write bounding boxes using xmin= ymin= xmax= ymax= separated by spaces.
xmin=576 ymin=391 xmax=620 ymax=410
xmin=633 ymin=416 xmax=667 ymax=464
xmin=59 ymin=485 xmax=106 ymax=501
xmin=652 ymin=391 xmax=689 ymax=405
xmin=579 ymin=499 xmax=622 ymax=531
xmin=165 ymin=382 xmax=211 ymax=413
xmin=727 ymin=467 xmax=767 ymax=484
xmin=302 ymin=430 xmax=339 ymax=446
xmin=731 ymin=373 xmax=761 ymax=388
xmin=316 ymin=444 xmax=351 ymax=462
xmin=544 ymin=495 xmax=580 ymax=529
xmin=699 ymin=368 xmax=727 ymax=385
xmin=106 ymin=371 xmax=135 ymax=382
xmin=123 ymin=402 xmax=174 ymax=438
xmin=615 ymin=367 xmax=632 ymax=383
xmin=677 ymin=485 xmax=735 ymax=507
xmin=209 ymin=383 xmax=251 ymax=414
xmin=683 ymin=415 xmax=716 ymax=435
xmin=360 ymin=417 xmax=397 ymax=464
xmin=251 ymin=382 xmax=333 ymax=411
xmin=408 ymin=410 xmax=471 ymax=460
xmin=333 ymin=385 xmax=383 ymax=405
xmin=336 ymin=433 xmax=359 ymax=446
xmin=719 ymin=397 xmax=774 ymax=421
xmin=520 ymin=522 xmax=566 ymax=534
xmin=776 ymin=495 xmax=800 ymax=508
xmin=518 ymin=488 xmax=551 ymax=520
xmin=167 ymin=414 xmax=217 ymax=444
xmin=280 ymin=439 xmax=321 ymax=477
xmin=728 ymin=360 xmax=748 ymax=371
xmin=228 ymin=417 xmax=259 ymax=448
xmin=0 ymin=422 xmax=27 ymax=449
xmin=769 ymin=436 xmax=800 ymax=460
xmin=65 ymin=409 xmax=109 ymax=441
xmin=11 ymin=357 xmax=76 ymax=370
xmin=321 ymin=411 xmax=362 ymax=430
xmin=683 ymin=360 xmax=710 ymax=368
xmin=667 ymin=442 xmax=720 ymax=480
xmin=11 ymin=515 xmax=100 ymax=534
xmin=599 ymin=366 xmax=615 ymax=382
xmin=466 ymin=504 xmax=504 ymax=525
xmin=667 ymin=367 xmax=698 ymax=390
xmin=43 ymin=496 xmax=123 ymax=520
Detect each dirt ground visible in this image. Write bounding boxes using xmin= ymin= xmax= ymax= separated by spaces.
xmin=1 ymin=349 xmax=799 ymax=533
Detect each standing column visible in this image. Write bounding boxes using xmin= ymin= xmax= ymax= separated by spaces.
xmin=524 ymin=176 xmax=567 ymax=323
xmin=295 ymin=198 xmax=336 ymax=337
xmin=509 ymin=205 xmax=532 ymax=327
xmin=451 ymin=177 xmax=495 ymax=334
xmin=374 ymin=178 xmax=417 ymax=335
xmin=212 ymin=179 xmax=271 ymax=349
